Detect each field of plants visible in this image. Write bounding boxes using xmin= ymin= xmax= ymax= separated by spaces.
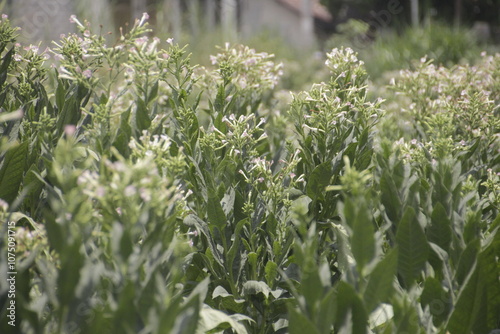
xmin=0 ymin=13 xmax=499 ymax=334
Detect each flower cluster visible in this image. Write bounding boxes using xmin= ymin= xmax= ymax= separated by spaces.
xmin=208 ymin=43 xmax=284 ymax=92
xmin=325 ymin=47 xmax=368 ymax=89
xmin=129 ymin=131 xmax=186 ymax=177
xmin=393 ymin=54 xmax=500 ymax=142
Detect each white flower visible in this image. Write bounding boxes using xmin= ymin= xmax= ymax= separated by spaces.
xmin=124 ymin=185 xmax=137 ymax=197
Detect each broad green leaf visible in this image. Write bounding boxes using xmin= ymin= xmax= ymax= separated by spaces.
xmin=112 ymin=280 xmax=138 ymax=332
xmin=243 ymin=280 xmax=272 ymax=299
xmin=55 ymin=79 xmax=66 ymax=112
xmin=396 ymin=207 xmax=429 ymax=287
xmin=57 ymin=241 xmax=85 ymax=307
xmin=184 ymin=215 xmax=224 ymax=267
xmin=316 ymin=288 xmax=337 ymax=334
xmin=420 ymin=277 xmax=450 ymax=325
xmin=221 ymin=187 xmax=235 ymax=217
xmin=197 ymin=307 xmax=250 ymax=334
xmin=301 ymin=261 xmax=323 ymax=316
xmin=212 ymin=286 xmax=245 ymax=313
xmin=447 ymin=230 xmax=500 ymax=333
xmin=226 ymin=218 xmax=249 ymax=282
xmin=0 ymin=47 xmax=14 ymax=88
xmin=265 ymin=260 xmax=278 ymax=286
xmin=368 ymin=304 xmax=394 ymax=330
xmin=172 ymin=279 xmax=209 ymax=334
xmin=363 ymin=248 xmax=398 ymax=312
xmin=348 ymin=200 xmax=376 ymax=272
xmin=207 ymin=190 xmax=227 ymax=229
xmin=288 ymin=305 xmax=321 ymax=334
xmin=135 ymin=97 xmax=151 ymax=132
xmin=334 ymin=281 xmax=368 ymax=334
xmin=306 ymin=162 xmax=332 ymax=201
xmin=446 ymin=262 xmax=483 ymax=334
xmin=379 ymin=172 xmax=402 ymax=223
xmin=172 ymin=305 xmax=200 ymax=334
xmin=392 ymin=298 xmax=420 ymax=334
xmin=112 ymin=107 xmax=132 ymax=157
xmin=427 ymin=203 xmax=452 ymax=252
xmin=0 ymin=140 xmax=28 ymax=204
xmin=454 ymin=239 xmax=480 ymax=286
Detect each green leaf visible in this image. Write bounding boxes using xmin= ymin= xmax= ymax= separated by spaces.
xmin=454 ymin=239 xmax=480 ymax=286
xmin=135 ymin=97 xmax=151 ymax=132
xmin=396 ymin=207 xmax=429 ymax=287
xmin=0 ymin=140 xmax=28 ymax=204
xmin=421 ymin=277 xmax=450 ymax=325
xmin=446 ymin=262 xmax=483 ymax=334
xmin=172 ymin=304 xmax=200 ymax=334
xmin=55 ymin=79 xmax=67 ymax=112
xmin=427 ymin=203 xmax=452 ymax=252
xmin=392 ymin=298 xmax=420 ymax=334
xmin=207 ymin=190 xmax=227 ymax=229
xmin=265 ymin=261 xmax=278 ymax=286
xmin=221 ymin=187 xmax=235 ymax=217
xmin=316 ymin=288 xmax=337 ymax=334
xmin=57 ymin=241 xmax=85 ymax=307
xmin=334 ymin=281 xmax=368 ymax=334
xmin=446 ymin=229 xmax=500 ymax=333
xmin=113 ymin=107 xmax=132 ymax=156
xmin=288 ymin=305 xmax=321 ymax=334
xmin=0 ymin=47 xmax=14 ymax=88
xmin=348 ymin=200 xmax=376 ymax=272
xmin=363 ymin=248 xmax=398 ymax=313
xmin=212 ymin=286 xmax=245 ymax=313
xmin=242 ymin=280 xmax=272 ymax=299
xmin=184 ymin=214 xmax=224 ymax=268
xmin=379 ymin=173 xmax=402 ymax=223
xmin=226 ymin=218 xmax=249 ymax=282
xmin=306 ymin=162 xmax=332 ymax=201
xmin=197 ymin=307 xmax=250 ymax=334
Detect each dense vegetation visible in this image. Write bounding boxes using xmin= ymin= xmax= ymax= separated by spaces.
xmin=0 ymin=14 xmax=499 ymax=334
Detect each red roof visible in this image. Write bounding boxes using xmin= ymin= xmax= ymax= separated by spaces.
xmin=276 ymin=0 xmax=333 ymax=22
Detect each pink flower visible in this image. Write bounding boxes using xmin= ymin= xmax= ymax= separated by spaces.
xmin=69 ymin=15 xmax=77 ymax=23
xmin=82 ymin=69 xmax=92 ymax=78
xmin=64 ymin=125 xmax=76 ymax=137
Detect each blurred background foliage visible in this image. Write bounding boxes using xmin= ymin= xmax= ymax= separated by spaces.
xmin=2 ymin=0 xmax=500 ymax=89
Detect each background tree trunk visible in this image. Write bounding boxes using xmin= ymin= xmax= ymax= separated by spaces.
xmin=76 ymin=0 xmax=114 ymax=36
xmin=132 ymin=0 xmax=148 ymax=22
xmin=205 ymin=0 xmax=216 ymax=31
xmin=188 ymin=1 xmax=200 ymax=37
xmin=410 ymin=0 xmax=419 ymax=27
xmin=221 ymin=0 xmax=237 ymax=41
xmin=454 ymin=0 xmax=462 ymax=28
xmin=300 ymin=0 xmax=314 ymax=48
xmin=161 ymin=0 xmax=182 ymax=40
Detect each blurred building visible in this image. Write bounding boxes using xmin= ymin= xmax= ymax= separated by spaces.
xmin=3 ymin=0 xmax=335 ymax=49
xmin=241 ymin=0 xmax=333 ymax=49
